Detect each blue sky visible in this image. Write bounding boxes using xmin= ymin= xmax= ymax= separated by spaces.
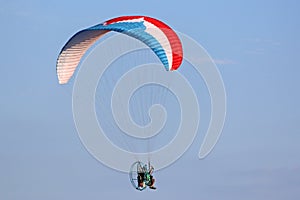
xmin=1 ymin=0 xmax=300 ymax=199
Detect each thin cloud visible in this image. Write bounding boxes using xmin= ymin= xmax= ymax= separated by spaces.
xmin=244 ymin=48 xmax=265 ymax=55
xmin=212 ymin=59 xmax=237 ymax=65
xmin=244 ymin=38 xmax=281 ymax=55
xmin=0 ymin=2 xmax=32 ymax=17
xmin=189 ymin=57 xmax=237 ymax=66
xmin=245 ymin=38 xmax=281 ymax=46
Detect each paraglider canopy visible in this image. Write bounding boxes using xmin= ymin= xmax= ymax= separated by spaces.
xmin=57 ymin=16 xmax=183 ymax=191
xmin=56 ymin=15 xmax=183 ymax=84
